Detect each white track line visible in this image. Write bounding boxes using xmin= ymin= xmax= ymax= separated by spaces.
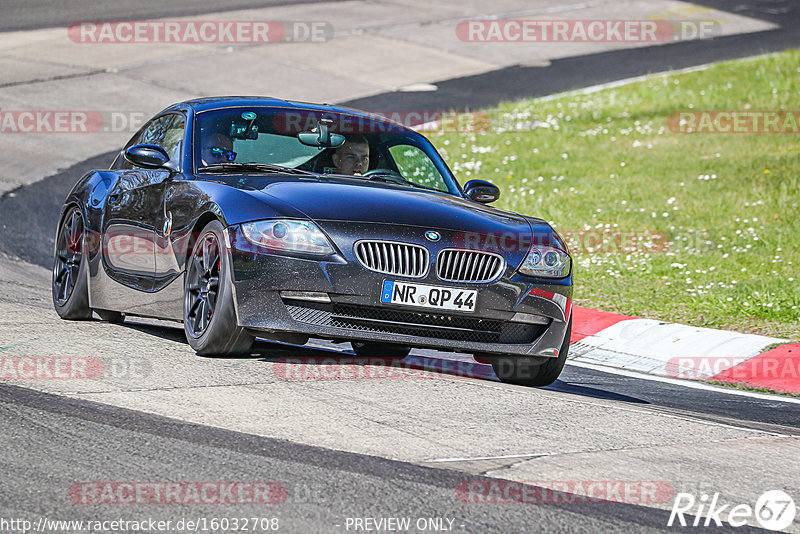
xmin=425 ymin=453 xmax=551 ymax=463
xmin=566 ymin=360 xmax=800 ymax=405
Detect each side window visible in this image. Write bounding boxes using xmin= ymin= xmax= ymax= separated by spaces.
xmin=120 ymin=113 xmax=186 ymax=170
xmin=388 ymin=144 xmax=448 ymax=192
xmin=160 ymin=115 xmax=185 ymax=161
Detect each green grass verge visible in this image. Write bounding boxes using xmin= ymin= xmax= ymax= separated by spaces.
xmin=429 ymin=50 xmax=800 ymax=339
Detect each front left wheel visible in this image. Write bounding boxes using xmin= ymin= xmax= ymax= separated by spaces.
xmin=184 ymin=220 xmax=254 ymax=355
xmin=52 ymin=207 xmax=92 ymax=320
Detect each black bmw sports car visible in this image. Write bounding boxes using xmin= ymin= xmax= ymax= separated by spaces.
xmin=53 ymin=97 xmax=573 ymax=387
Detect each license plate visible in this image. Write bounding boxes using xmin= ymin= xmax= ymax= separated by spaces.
xmin=380 ymin=280 xmax=477 ymax=312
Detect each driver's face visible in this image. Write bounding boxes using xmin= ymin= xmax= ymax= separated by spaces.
xmin=332 ymin=141 xmax=369 ymax=175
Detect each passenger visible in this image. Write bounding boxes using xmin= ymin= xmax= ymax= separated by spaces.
xmin=200 ymin=130 xmax=236 ymax=166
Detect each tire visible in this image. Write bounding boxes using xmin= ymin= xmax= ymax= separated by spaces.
xmin=351 ymin=342 xmax=411 ymax=359
xmin=52 ymin=206 xmax=92 ymax=320
xmin=183 ymin=220 xmax=254 ymax=355
xmin=491 ymin=317 xmax=572 ymax=387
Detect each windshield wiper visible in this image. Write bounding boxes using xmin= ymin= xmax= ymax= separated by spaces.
xmin=198 ymin=163 xmax=317 ymax=175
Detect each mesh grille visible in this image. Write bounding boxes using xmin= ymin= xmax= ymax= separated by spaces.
xmin=354 ymin=241 xmax=429 ymax=278
xmin=285 ymin=305 xmax=330 ymax=326
xmin=436 ymin=249 xmax=506 ymax=282
xmin=285 ymin=301 xmax=545 ymax=345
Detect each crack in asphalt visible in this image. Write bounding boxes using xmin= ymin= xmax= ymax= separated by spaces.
xmin=0 ymin=68 xmax=105 ymax=89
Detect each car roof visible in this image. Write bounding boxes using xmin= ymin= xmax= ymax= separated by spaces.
xmin=170 ymin=96 xmax=410 ymax=131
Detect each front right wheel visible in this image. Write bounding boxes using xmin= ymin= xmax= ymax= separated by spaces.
xmin=183 ymin=220 xmax=254 ymax=355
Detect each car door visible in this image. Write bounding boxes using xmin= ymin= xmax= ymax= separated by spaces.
xmin=149 ymin=114 xmax=189 ymax=291
xmin=102 ymin=113 xmax=185 ymax=294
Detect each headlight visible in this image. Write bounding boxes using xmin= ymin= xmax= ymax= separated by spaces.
xmin=241 ymin=220 xmax=335 ymax=256
xmin=519 ymin=245 xmax=571 ymax=278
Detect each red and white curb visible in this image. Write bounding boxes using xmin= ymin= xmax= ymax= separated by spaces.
xmin=569 ymin=307 xmax=800 ymax=395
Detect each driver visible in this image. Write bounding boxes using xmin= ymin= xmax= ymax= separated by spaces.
xmin=331 ymin=134 xmax=370 ymax=175
xmin=200 ymin=129 xmax=236 ymax=166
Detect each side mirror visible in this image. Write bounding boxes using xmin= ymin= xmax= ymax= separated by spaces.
xmin=124 ymin=144 xmax=174 ymax=170
xmin=464 ymin=179 xmax=500 ymax=204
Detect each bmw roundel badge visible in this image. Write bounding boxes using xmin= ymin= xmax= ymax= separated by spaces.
xmin=425 ymin=231 xmax=440 ymax=242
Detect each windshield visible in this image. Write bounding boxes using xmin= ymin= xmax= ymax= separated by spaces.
xmin=193 ymin=107 xmax=459 ymax=194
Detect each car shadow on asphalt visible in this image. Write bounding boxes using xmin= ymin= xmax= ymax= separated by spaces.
xmin=545 ymin=380 xmax=649 ymax=404
xmin=120 ymin=320 xmax=648 ymax=404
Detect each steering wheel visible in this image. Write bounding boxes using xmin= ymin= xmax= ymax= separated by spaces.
xmin=363 ymin=168 xmax=404 ymax=180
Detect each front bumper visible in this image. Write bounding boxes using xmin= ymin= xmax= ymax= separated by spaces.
xmin=227 ymin=223 xmax=572 ymax=358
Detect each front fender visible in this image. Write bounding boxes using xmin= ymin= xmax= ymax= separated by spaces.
xmin=57 ymin=170 xmax=121 ymax=257
xmin=163 ymin=179 xmax=312 ymax=275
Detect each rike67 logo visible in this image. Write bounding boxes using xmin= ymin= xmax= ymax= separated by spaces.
xmin=669 ymin=490 xmax=796 ymax=530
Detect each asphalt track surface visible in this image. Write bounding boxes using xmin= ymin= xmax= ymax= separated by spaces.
xmin=1 ymin=1 xmax=800 ymax=532
xmin=1 ymin=0 xmax=798 ymax=106
xmin=343 ymin=0 xmax=800 ymax=111
xmin=0 ymin=0 xmax=334 ymax=33
xmin=5 ymin=382 xmax=773 ymax=534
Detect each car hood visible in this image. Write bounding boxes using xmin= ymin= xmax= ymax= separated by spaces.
xmin=255 ymin=179 xmax=532 ymax=236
